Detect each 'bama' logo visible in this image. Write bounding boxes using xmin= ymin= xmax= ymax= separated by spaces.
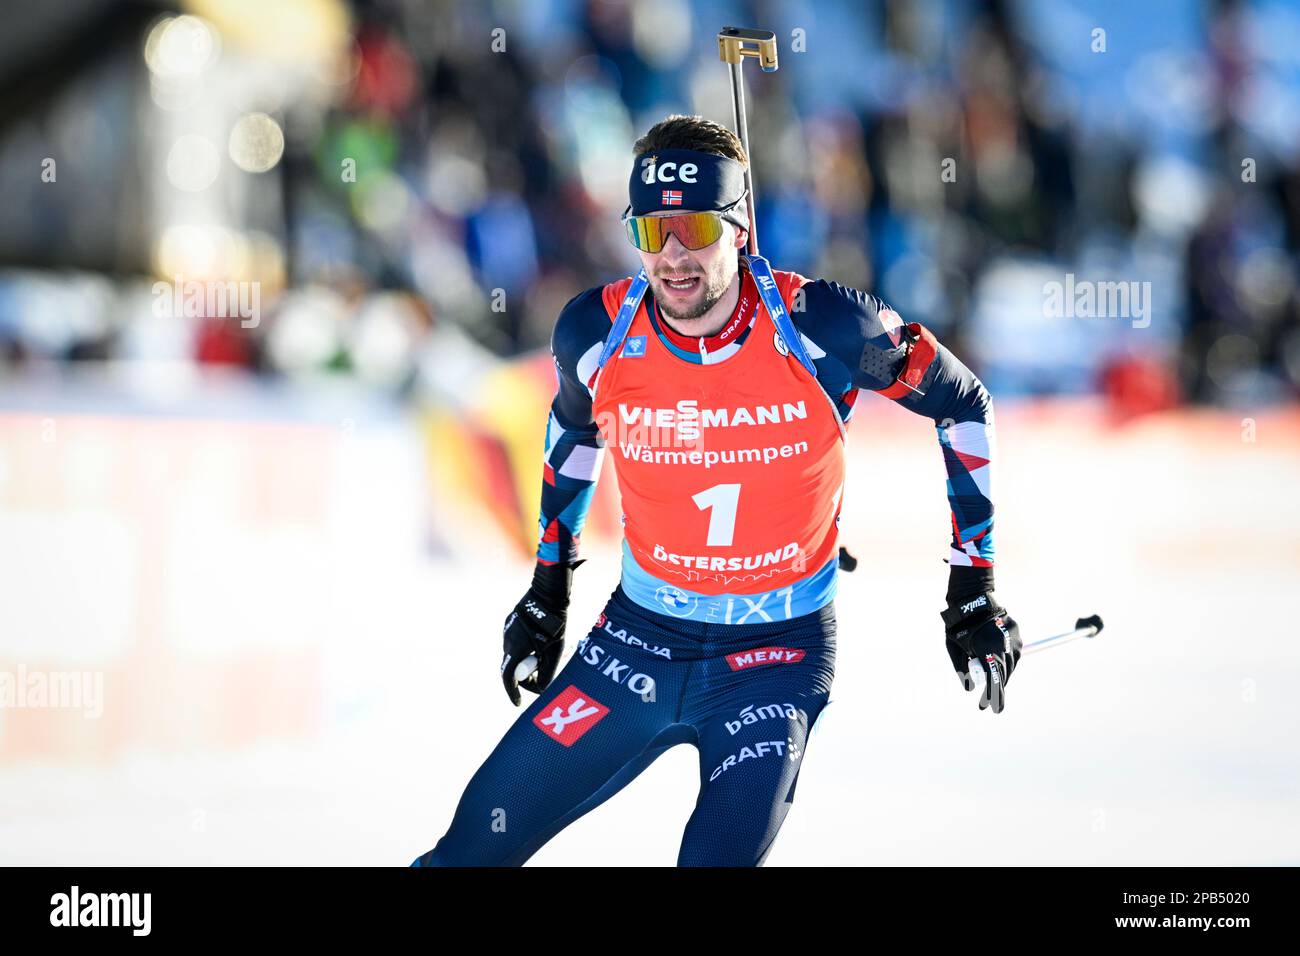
xmin=640 ymin=155 xmax=698 ymax=184
xmin=726 ymin=646 xmax=806 ymax=671
xmin=725 ymin=702 xmax=804 ymax=735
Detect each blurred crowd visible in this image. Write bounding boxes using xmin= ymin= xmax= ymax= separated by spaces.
xmin=1 ymin=0 xmax=1299 ymax=409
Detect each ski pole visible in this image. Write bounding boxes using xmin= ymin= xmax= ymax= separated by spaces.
xmin=968 ymin=614 xmax=1104 ymax=686
xmin=521 ymin=615 xmax=1108 ymax=687
xmin=1022 ymin=613 xmax=1104 ymax=655
xmin=516 ymin=31 xmax=779 ymax=692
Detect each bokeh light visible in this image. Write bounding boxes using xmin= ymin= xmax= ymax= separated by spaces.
xmin=228 ymin=112 xmax=286 ymax=173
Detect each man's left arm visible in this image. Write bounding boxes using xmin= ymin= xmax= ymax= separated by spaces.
xmin=796 ymin=279 xmax=1022 ymax=713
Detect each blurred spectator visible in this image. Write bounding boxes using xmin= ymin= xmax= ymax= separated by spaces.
xmin=0 ymin=0 xmax=1296 ymax=411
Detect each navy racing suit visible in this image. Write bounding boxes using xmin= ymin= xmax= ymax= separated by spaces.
xmin=413 ymin=584 xmax=835 ymax=867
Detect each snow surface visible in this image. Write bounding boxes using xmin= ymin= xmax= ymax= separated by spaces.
xmin=0 ymin=399 xmax=1295 ymax=865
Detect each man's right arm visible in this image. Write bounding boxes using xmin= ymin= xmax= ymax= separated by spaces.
xmin=535 ymin=287 xmax=610 ymax=575
xmin=501 ymin=287 xmax=611 ymax=704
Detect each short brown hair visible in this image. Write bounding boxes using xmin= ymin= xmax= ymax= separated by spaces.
xmin=633 ymin=114 xmax=748 ymax=167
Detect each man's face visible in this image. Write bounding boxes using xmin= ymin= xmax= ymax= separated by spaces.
xmin=635 ymin=210 xmax=747 ymax=323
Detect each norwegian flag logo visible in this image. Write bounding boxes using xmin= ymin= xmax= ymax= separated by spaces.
xmin=661 ymin=190 xmax=682 ymax=206
xmin=533 ymin=685 xmax=609 ymax=746
xmin=879 ymin=308 xmax=904 ymax=347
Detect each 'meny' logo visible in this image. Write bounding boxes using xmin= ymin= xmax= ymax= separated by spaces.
xmin=726 ymin=646 xmax=806 ymax=672
xmin=50 ymin=886 xmax=151 ymax=936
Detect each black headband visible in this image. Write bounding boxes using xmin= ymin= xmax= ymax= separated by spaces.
xmin=627 ymin=148 xmax=748 ymax=228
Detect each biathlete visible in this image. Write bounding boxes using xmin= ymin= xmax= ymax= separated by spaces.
xmin=412 ymin=114 xmax=1020 ymax=867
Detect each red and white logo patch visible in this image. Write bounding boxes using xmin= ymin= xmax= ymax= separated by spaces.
xmin=879 ymin=308 xmax=903 ymax=347
xmin=725 ymin=646 xmax=807 ymax=672
xmin=533 ymin=685 xmax=610 ymax=746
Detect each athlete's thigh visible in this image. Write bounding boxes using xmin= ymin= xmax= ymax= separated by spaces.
xmin=677 ymin=628 xmax=835 ymax=867
xmin=416 ymin=628 xmax=677 ymax=866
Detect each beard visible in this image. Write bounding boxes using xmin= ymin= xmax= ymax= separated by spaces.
xmin=654 ymin=264 xmax=732 ymax=323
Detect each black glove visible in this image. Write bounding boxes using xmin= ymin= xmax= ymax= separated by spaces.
xmin=940 ymin=580 xmax=1022 ymax=714
xmin=500 ymin=560 xmax=581 ymax=706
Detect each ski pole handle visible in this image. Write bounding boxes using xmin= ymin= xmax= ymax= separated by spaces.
xmin=515 ymin=655 xmax=539 ymax=683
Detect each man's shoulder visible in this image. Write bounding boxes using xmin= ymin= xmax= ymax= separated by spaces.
xmin=771 ymin=268 xmax=811 ymax=293
xmin=779 ymin=272 xmax=909 ymax=389
xmin=552 ymin=283 xmax=613 ymax=357
xmin=756 ymin=265 xmax=889 ymax=328
xmin=787 ymin=276 xmax=895 ymax=333
xmin=551 ymin=276 xmax=643 ymax=382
